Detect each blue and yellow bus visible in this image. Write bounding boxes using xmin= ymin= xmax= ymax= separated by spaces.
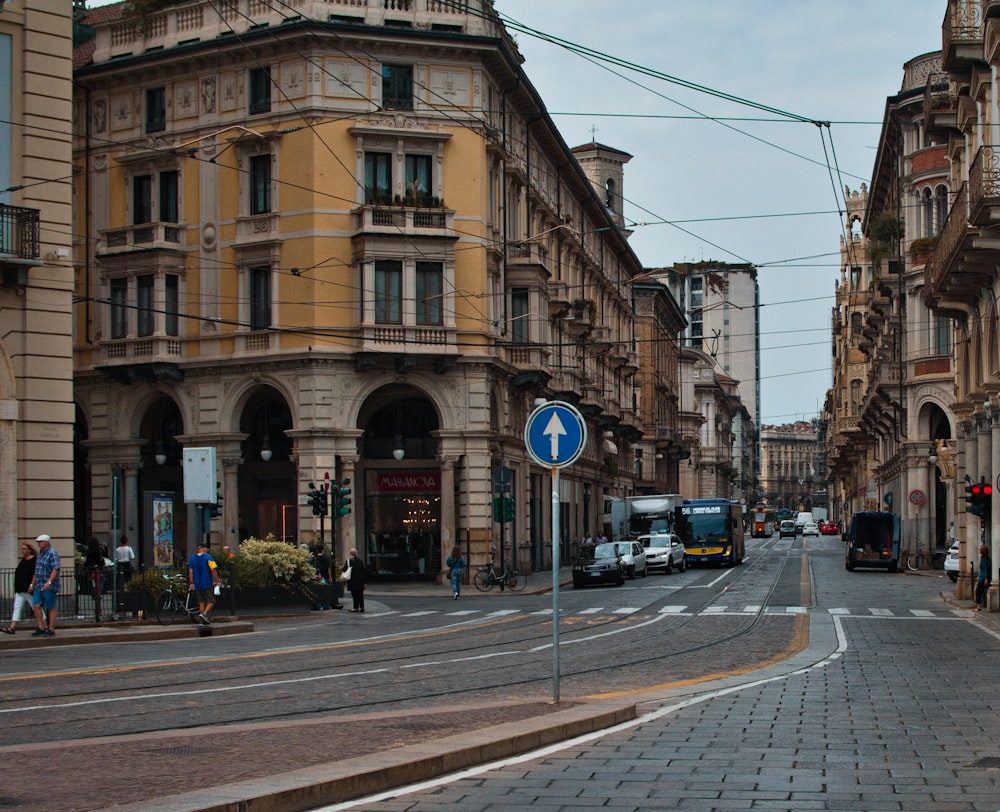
xmin=674 ymin=498 xmax=745 ymax=567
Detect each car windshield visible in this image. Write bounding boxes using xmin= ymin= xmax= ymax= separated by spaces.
xmin=593 ymin=543 xmax=619 ymax=559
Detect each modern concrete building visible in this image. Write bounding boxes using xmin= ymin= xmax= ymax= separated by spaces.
xmin=0 ymin=0 xmax=74 ymax=566
xmin=71 ymin=0 xmax=672 ymax=578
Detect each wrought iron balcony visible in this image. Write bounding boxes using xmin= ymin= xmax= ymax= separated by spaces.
xmin=0 ymin=203 xmax=40 ymax=260
xmin=942 ymin=0 xmax=984 ymax=71
xmin=353 ymin=205 xmax=455 ymax=239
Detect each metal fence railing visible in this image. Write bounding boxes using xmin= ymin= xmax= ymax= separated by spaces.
xmin=0 ymin=564 xmax=155 ymax=622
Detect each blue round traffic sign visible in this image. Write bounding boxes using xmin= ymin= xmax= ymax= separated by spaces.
xmin=524 ymin=401 xmax=588 ymax=468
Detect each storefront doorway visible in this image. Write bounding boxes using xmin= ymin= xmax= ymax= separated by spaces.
xmin=364 ymin=469 xmax=441 ymax=580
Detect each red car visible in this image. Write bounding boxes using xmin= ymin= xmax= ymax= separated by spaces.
xmin=820 ymin=520 xmax=839 ymax=536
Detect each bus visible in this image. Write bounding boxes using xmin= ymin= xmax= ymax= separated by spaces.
xmin=674 ymin=498 xmax=745 ymax=567
xmin=751 ymin=504 xmax=776 ymax=538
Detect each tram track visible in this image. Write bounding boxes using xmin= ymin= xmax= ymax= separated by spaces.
xmin=0 ymin=536 xmax=807 ymax=744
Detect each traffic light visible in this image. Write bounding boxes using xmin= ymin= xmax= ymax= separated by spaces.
xmin=504 ymin=496 xmax=516 ymax=522
xmin=334 ymin=478 xmax=352 ymax=518
xmin=307 ymin=483 xmax=328 ymax=517
xmin=971 ymin=478 xmax=993 ymax=518
xmin=965 ymin=479 xmax=976 ymax=514
xmin=210 ymin=481 xmax=222 ymax=518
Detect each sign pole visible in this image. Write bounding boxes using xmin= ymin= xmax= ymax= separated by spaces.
xmin=551 ymin=464 xmax=560 ymax=703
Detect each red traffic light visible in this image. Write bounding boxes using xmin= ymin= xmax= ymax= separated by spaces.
xmin=972 ymin=484 xmax=984 ymax=495
xmin=983 ymin=484 xmax=993 ymax=496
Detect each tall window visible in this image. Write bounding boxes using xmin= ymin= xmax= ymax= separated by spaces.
xmin=511 ymin=287 xmax=529 ymax=343
xmin=922 ymin=187 xmax=933 ymax=237
xmin=249 ymin=154 xmax=271 ymax=215
xmin=415 ymin=261 xmax=443 ymax=325
xmin=133 ymin=175 xmax=152 ymax=224
xmin=932 ymin=315 xmax=951 ymax=355
xmin=382 ymin=64 xmax=413 ymax=110
xmin=137 ymin=274 xmax=154 ymax=337
xmin=110 ymin=278 xmax=128 ymax=339
xmin=165 ymin=275 xmax=179 ymax=336
xmin=405 ymin=154 xmax=432 ymax=201
xmin=145 ymin=87 xmax=165 ymax=133
xmin=374 ymin=260 xmax=402 ymax=323
xmin=250 ymin=266 xmax=271 ymax=330
xmin=160 ymin=170 xmax=178 ymax=223
xmin=249 ymin=67 xmax=271 ymax=114
xmin=365 ymin=152 xmax=392 ymax=203
xmin=935 ymin=185 xmax=948 ymax=234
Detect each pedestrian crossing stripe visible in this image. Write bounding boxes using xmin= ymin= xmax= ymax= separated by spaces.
xmin=386 ymin=606 xmax=974 ymax=619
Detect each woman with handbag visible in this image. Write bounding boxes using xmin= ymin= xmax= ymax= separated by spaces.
xmin=343 ymin=548 xmax=367 ymax=613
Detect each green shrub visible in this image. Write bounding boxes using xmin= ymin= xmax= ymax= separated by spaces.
xmin=125 ymin=567 xmax=186 ymax=598
xmin=231 ymin=535 xmax=318 ymax=589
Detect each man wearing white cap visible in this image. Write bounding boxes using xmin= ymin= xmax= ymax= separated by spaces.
xmin=27 ymin=535 xmax=60 ymax=637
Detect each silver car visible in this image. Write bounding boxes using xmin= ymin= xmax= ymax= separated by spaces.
xmin=639 ymin=533 xmax=686 ymax=574
xmin=611 ymin=540 xmax=648 ymax=578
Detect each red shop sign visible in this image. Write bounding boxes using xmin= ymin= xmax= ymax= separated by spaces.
xmin=375 ymin=470 xmax=441 ymax=493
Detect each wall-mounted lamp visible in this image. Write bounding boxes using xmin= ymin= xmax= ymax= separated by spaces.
xmin=927 ymin=445 xmax=938 ymax=467
xmin=260 ymin=401 xmax=273 ymax=462
xmin=154 ymin=443 xmax=167 ymax=466
xmin=392 ymin=399 xmax=405 ymax=460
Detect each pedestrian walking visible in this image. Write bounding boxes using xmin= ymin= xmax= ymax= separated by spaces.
xmin=84 ymin=537 xmax=106 ymax=622
xmin=975 ymin=543 xmax=992 ymax=611
xmin=187 ymin=541 xmax=221 ymax=625
xmin=28 ymin=534 xmax=60 ymax=637
xmin=2 ymin=541 xmax=37 ymax=634
xmin=446 ymin=544 xmax=465 ymax=599
xmin=343 ymin=548 xmax=366 ymax=612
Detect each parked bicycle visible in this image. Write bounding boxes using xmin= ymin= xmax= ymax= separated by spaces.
xmin=473 ymin=560 xmax=527 ymax=593
xmin=153 ymin=575 xmax=200 ymax=625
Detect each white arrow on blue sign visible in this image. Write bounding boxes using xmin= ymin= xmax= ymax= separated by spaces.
xmin=524 ymin=400 xmax=588 ymax=468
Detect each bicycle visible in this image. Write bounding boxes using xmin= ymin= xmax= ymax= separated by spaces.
xmin=153 ymin=575 xmax=201 ymax=625
xmin=473 ymin=561 xmax=527 ymax=593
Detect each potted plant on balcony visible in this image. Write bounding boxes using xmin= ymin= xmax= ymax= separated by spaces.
xmin=908 ymin=236 xmax=937 ymax=265
xmin=867 ymin=212 xmax=903 ymax=279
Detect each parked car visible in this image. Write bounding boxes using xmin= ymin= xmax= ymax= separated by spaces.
xmin=821 ymin=520 xmax=840 ymax=536
xmin=778 ymin=520 xmax=797 ymax=539
xmin=802 ymin=521 xmax=820 ymax=537
xmin=944 ymin=540 xmax=959 ymax=582
xmin=611 ymin=540 xmax=648 ymax=578
xmin=572 ymin=543 xmax=626 ymax=589
xmin=639 ymin=533 xmax=686 ymax=574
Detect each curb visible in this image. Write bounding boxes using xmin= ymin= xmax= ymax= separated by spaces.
xmin=110 ymin=702 xmax=637 ymax=812
xmin=0 ymin=620 xmax=255 ymax=648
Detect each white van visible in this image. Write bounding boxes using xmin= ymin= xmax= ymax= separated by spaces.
xmin=794 ymin=512 xmax=814 ymax=533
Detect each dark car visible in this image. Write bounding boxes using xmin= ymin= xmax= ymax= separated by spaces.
xmin=572 ymin=542 xmax=626 ymax=589
xmin=845 ymin=511 xmax=900 ymax=572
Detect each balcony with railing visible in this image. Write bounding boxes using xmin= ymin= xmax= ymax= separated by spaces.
xmin=0 ymin=203 xmax=42 ymax=287
xmin=91 ymin=0 xmax=512 ymax=65
xmin=925 ymin=180 xmax=997 ymax=312
xmin=942 ymin=0 xmax=984 ymax=71
xmin=967 ymin=144 xmax=1000 ymax=224
xmin=353 ymin=205 xmax=455 ymax=240
xmin=99 ymin=222 xmax=183 ymax=257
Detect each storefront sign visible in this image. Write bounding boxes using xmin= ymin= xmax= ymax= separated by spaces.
xmin=375 ymin=470 xmax=440 ymax=492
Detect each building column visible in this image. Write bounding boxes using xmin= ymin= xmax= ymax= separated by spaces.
xmin=0 ymin=399 xmax=18 ymax=565
xmin=221 ymin=455 xmax=241 ymax=548
xmin=336 ymin=454 xmax=359 ymax=568
xmin=123 ymin=462 xmax=141 ymax=546
xmin=438 ymin=455 xmax=457 ymax=583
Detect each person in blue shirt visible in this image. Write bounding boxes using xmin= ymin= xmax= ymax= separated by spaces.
xmin=29 ymin=534 xmax=60 ymax=637
xmin=976 ymin=543 xmax=992 ymax=612
xmin=446 ymin=544 xmax=466 ymax=599
xmin=188 ymin=542 xmax=221 ymax=625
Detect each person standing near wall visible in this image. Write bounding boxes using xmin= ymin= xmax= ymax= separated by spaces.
xmin=975 ymin=543 xmax=992 ymax=612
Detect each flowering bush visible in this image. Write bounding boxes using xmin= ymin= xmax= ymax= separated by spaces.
xmin=232 ymin=536 xmax=318 ymax=589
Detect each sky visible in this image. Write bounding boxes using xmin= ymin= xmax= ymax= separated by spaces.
xmin=493 ymin=0 xmax=946 ymax=425
xmin=85 ymin=0 xmax=947 ymax=425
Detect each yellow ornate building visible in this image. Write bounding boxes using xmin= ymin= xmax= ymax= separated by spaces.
xmin=71 ymin=0 xmax=659 ymax=578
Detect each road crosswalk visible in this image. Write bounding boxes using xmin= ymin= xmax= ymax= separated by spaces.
xmin=381 ymin=605 xmax=973 ymax=619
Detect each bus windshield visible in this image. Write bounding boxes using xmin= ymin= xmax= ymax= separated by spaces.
xmin=674 ymin=507 xmax=729 ymax=546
